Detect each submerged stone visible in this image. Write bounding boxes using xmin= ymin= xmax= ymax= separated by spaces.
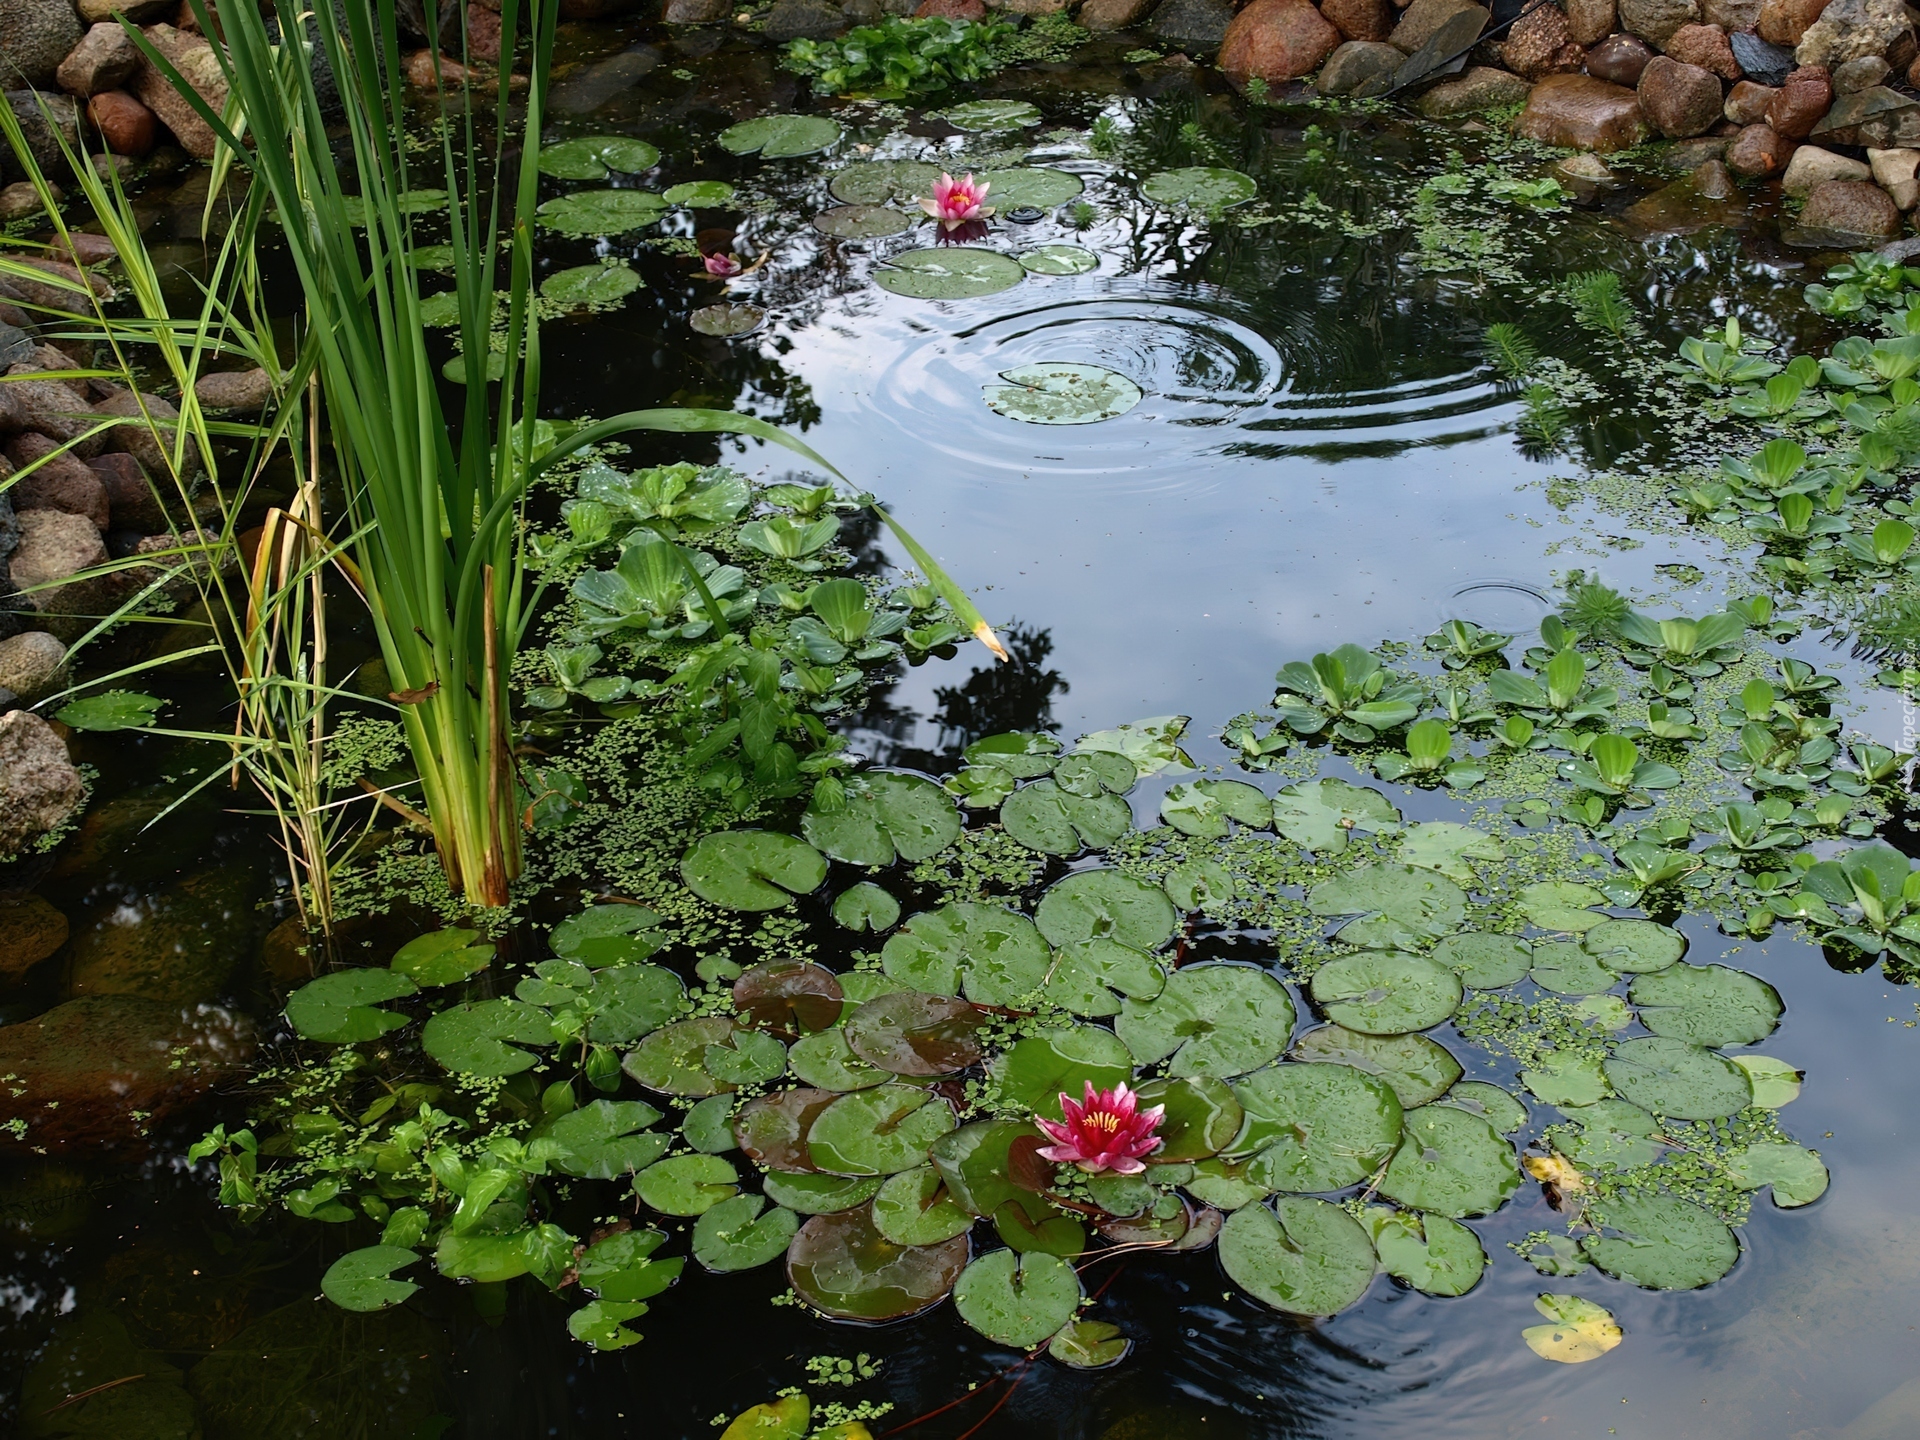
xmin=66 ymin=865 xmax=265 ymax=1007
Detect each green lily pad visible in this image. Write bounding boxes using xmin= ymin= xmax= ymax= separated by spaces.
xmin=547 ymin=1099 xmax=669 ymax=1178
xmin=930 ymin=1120 xmax=1042 ymax=1216
xmin=807 ymin=1084 xmax=957 ymax=1176
xmin=788 ymin=1027 xmax=888 ymax=1091
xmin=941 ymin=99 xmax=1042 ymax=130
xmin=1017 ymin=244 xmax=1100 ymax=275
xmin=1581 ymin=918 xmax=1686 ymax=973
xmin=321 ymin=1246 xmax=421 ymax=1312
xmin=977 ymin=167 xmax=1084 ymax=209
xmin=1558 ymin=1098 xmax=1661 ymax=1170
xmin=664 ymin=180 xmax=736 ymax=206
xmin=1519 ymin=881 xmax=1608 ymax=932
xmin=832 ymin=883 xmax=901 ymax=932
xmin=1043 ymin=938 xmax=1165 ymax=1017
xmin=1310 ymin=951 xmax=1463 ymax=1035
xmin=1271 ymin=778 xmax=1401 ymax=853
xmin=1182 ymin=1157 xmax=1270 ymax=1210
xmin=787 ymin=1207 xmax=969 ymax=1321
xmin=692 ymin=1193 xmax=799 ymax=1271
xmin=624 ymin=1015 xmax=745 ymax=1096
xmin=876 ymin=247 xmax=1026 ymax=300
xmin=1036 ymin=869 xmax=1177 ymax=951
xmin=1117 ymin=964 xmax=1296 ymax=1078
xmin=681 ymin=830 xmax=828 ymax=910
xmin=1435 ymin=932 xmax=1533 ymax=990
xmin=813 ymin=204 xmax=913 ymax=238
xmin=1603 ymin=1037 xmax=1752 ymax=1120
xmin=538 ymin=136 xmax=660 ymax=180
xmin=1219 ymin=1196 xmax=1377 ymax=1315
xmin=993 ymin=1193 xmax=1086 ymax=1255
xmin=1049 ymin=1319 xmax=1131 ymax=1368
xmin=1166 ymin=857 xmax=1236 ymax=910
xmin=576 ymin=1228 xmax=681 ymax=1304
xmin=759 ymin=1171 xmax=883 ymax=1214
xmin=443 ymin=350 xmax=507 ymax=383
xmin=389 ymin=929 xmax=494 ymax=986
xmin=1377 ymin=1105 xmax=1522 ymax=1218
xmin=1288 ymin=1025 xmax=1462 ymax=1107
xmin=719 ymin=114 xmax=842 ymax=158
xmin=734 ymin=1088 xmax=840 ymax=1173
xmin=984 ymin=363 xmax=1143 ymax=426
xmin=551 ymin=903 xmax=667 ymax=962
xmin=535 ymin=189 xmax=668 ymax=237
xmin=682 ymin=1094 xmax=737 ymax=1154
xmin=421 ymin=999 xmax=554 ymax=1077
xmin=1731 ymin=1054 xmax=1802 ymax=1107
xmin=843 ymin=991 xmax=988 ymax=1075
xmin=883 ymin=902 xmax=1055 ymax=1004
xmin=410 ymin=244 xmax=456 ymax=270
xmin=690 ymin=303 xmax=765 ymax=337
xmin=1628 ymin=963 xmax=1783 ymax=1048
xmin=829 ymin=160 xmax=945 ymax=205
xmin=702 ymin=1027 xmax=787 ymax=1087
xmin=872 ymin=1165 xmax=977 ymax=1245
xmin=1529 ymin=941 xmax=1621 ymax=997
xmin=1001 ymin=778 xmax=1132 ymax=853
xmin=1727 ymin=1142 xmax=1828 ymax=1206
xmin=1054 ymin=751 xmax=1138 ymax=795
xmin=1521 ymin=1049 xmax=1610 ymax=1108
xmin=1361 ymin=1207 xmax=1486 ymax=1297
xmin=1141 ymin=167 xmax=1257 ymax=210
xmin=1133 ymin=1076 xmax=1244 ymax=1162
xmin=1436 ymin=1081 xmax=1528 ymax=1134
xmin=1309 ymin=864 xmax=1468 ymax=949
xmin=286 ymin=969 xmax=418 ymax=1043
xmin=1582 ymin=1194 xmax=1738 ymax=1289
xmin=802 ymin=772 xmax=961 ymax=866
xmin=339 ymin=188 xmax=448 ymax=225
xmin=1233 ymin=1063 xmax=1403 ymax=1192
xmin=954 ymin=1249 xmax=1081 ymax=1348
xmin=987 ymin=1025 xmax=1135 ymax=1121
xmin=634 ymin=1153 xmax=739 ymax=1216
xmin=1160 ymin=779 xmax=1272 ymax=837
xmin=567 ymin=1300 xmax=648 ymax=1351
xmin=539 ymin=264 xmax=642 ymax=308
xmin=1399 ymin=822 xmax=1505 ymax=883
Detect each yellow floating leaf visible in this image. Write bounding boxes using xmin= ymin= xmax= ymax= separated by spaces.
xmin=1524 ymin=1152 xmax=1588 ymax=1194
xmin=1522 ymin=1292 xmax=1622 ymax=1363
xmin=722 ymin=1395 xmax=811 ymax=1440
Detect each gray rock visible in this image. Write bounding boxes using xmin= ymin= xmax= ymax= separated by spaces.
xmin=1617 ymin=0 xmax=1700 ymax=46
xmin=4 ymin=92 xmax=80 ymax=172
xmin=1811 ymin=84 xmax=1920 ymax=145
xmin=1147 ymin=0 xmax=1238 ymax=48
xmin=76 ymin=0 xmax=174 ymax=20
xmin=1834 ymin=54 xmax=1893 ymax=91
xmin=56 ymin=23 xmax=141 ymax=97
xmin=0 ymin=710 xmax=82 ymax=858
xmin=548 ymin=45 xmax=660 ymax=113
xmin=0 ymin=0 xmax=84 ymax=90
xmin=1394 ymin=2 xmax=1491 ymax=88
xmin=0 ymin=183 xmax=46 ymax=224
xmin=760 ymin=0 xmax=849 ymax=40
xmin=1318 ymin=39 xmax=1407 ymax=92
xmin=1701 ymin=0 xmax=1760 ymax=25
xmin=1782 ymin=142 xmax=1873 ymax=195
xmin=0 ymin=632 xmax=65 ymax=704
xmin=1661 ymin=134 xmax=1732 ymax=167
xmin=91 ymin=389 xmax=200 ymax=483
xmin=1797 ymin=0 xmax=1914 ymax=69
xmin=1389 ymin=0 xmax=1485 ymax=52
xmin=1730 ymin=29 xmax=1794 ymax=84
xmin=192 ymin=368 xmax=275 ymax=417
xmin=1414 ymin=62 xmax=1532 ymax=111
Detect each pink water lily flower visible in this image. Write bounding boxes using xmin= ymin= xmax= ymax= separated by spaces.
xmin=919 ymin=172 xmax=994 ymax=230
xmin=1035 ymin=1081 xmax=1165 ymax=1175
xmin=704 ymin=251 xmax=743 ymax=277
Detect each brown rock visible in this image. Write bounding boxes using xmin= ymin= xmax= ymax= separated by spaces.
xmin=56 ymin=23 xmax=140 ymax=97
xmin=2 ymin=257 xmax=112 ymax=316
xmin=1586 ymin=31 xmax=1655 ymax=83
xmin=191 ymin=368 xmax=273 ymax=417
xmin=1796 ymin=0 xmax=1912 ymax=71
xmin=0 ymin=184 xmax=48 ymax=224
xmin=1219 ymin=0 xmax=1344 ymax=80
xmin=916 ymin=0 xmax=986 ymax=14
xmin=9 ymin=510 xmax=109 ymax=624
xmin=128 ymin=24 xmax=229 ymax=161
xmin=0 ymin=711 xmax=83 ymax=857
xmin=1080 ymin=0 xmax=1158 ymax=25
xmin=87 ymin=452 xmax=166 ymax=532
xmin=56 ymin=234 xmax=117 ymax=267
xmin=68 ymin=867 xmax=262 ymax=1007
xmin=1799 ymin=176 xmax=1902 ymax=233
xmin=1388 ymin=0 xmax=1484 ymax=51
xmin=1757 ymin=0 xmax=1828 ymax=44
xmin=1503 ymin=2 xmax=1586 ymax=76
xmin=464 ymin=2 xmax=504 ymax=58
xmin=1725 ymin=77 xmax=1778 ymax=121
xmin=403 ymin=49 xmax=480 ymax=89
xmin=664 ymin=0 xmax=733 ymax=17
xmin=1639 ymin=55 xmax=1726 ymax=135
xmin=6 ymin=372 xmax=103 ymax=459
xmin=92 ymin=389 xmax=199 ymax=483
xmin=1415 ymin=62 xmax=1534 ymax=109
xmin=1319 ymin=37 xmax=1407 ymax=89
xmin=1617 ymin=0 xmax=1698 ymax=45
xmin=1516 ymin=72 xmax=1652 ymax=148
xmin=1321 ymin=0 xmax=1395 ymax=39
xmin=87 ymin=90 xmax=158 ymax=158
xmin=1565 ymin=0 xmax=1615 ymax=43
xmin=0 ymin=895 xmax=69 ymax=989
xmin=1766 ymin=62 xmax=1831 ymax=136
xmin=1692 ymin=156 xmax=1738 ymax=196
xmin=4 ymin=435 xmax=111 ymax=531
xmin=1703 ymin=0 xmax=1761 ymax=23
xmin=1665 ymin=22 xmax=1740 ymax=77
xmin=0 ymin=632 xmax=69 ymax=705
xmin=1726 ymin=119 xmax=1793 ymax=172
xmin=77 ymin=0 xmax=173 ymax=19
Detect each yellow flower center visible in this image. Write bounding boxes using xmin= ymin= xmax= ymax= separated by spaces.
xmin=1084 ymin=1111 xmax=1119 ymax=1133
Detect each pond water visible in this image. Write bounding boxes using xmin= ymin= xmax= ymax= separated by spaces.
xmin=9 ymin=21 xmax=1920 ymax=1440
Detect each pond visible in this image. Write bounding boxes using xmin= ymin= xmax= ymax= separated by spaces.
xmin=7 ymin=13 xmax=1920 ymax=1440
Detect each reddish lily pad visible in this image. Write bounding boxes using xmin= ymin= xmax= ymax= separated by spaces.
xmin=787 ymin=1206 xmax=970 ymax=1321
xmin=843 ymin=991 xmax=988 ymax=1076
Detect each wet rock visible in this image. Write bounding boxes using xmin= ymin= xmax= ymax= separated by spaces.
xmin=1782 ymin=140 xmax=1871 ymax=192
xmin=1586 ymin=31 xmax=1655 ymax=83
xmin=0 ymin=710 xmax=82 ymax=857
xmin=93 ymin=388 xmax=199 ymax=482
xmin=1082 ymin=0 xmax=1159 ymax=26
xmin=192 ymin=368 xmax=274 ymax=417
xmin=67 ymin=866 xmax=263 ymax=1007
xmin=1319 ymin=38 xmax=1407 ymax=89
xmin=403 ymin=48 xmax=487 ymax=91
xmin=763 ymin=0 xmax=850 ymax=37
xmin=665 ymin=0 xmax=734 ymax=17
xmin=1726 ymin=119 xmax=1793 ymax=172
xmin=2 ymin=256 xmax=113 ymax=316
xmin=1811 ymin=84 xmax=1920 ymax=145
xmin=87 ymin=452 xmax=166 ymax=532
xmin=0 ymin=633 xmax=68 ymax=708
xmin=0 ymin=183 xmax=48 ymax=224
xmin=1639 ymin=55 xmax=1724 ymax=135
xmin=4 ymin=434 xmax=111 ymax=530
xmin=0 ymin=994 xmax=253 ymax=1154
xmin=548 ymin=45 xmax=659 ymax=113
xmin=1220 ymin=0 xmax=1343 ymax=80
xmin=465 ymin=1 xmax=504 ymax=58
xmin=0 ymin=1160 xmax=99 ymax=1241
xmin=1556 ymin=150 xmax=1619 ymax=182
xmin=1618 ymin=0 xmax=1699 ymax=46
xmin=1757 ymin=0 xmax=1829 ymax=45
xmin=1566 ymin=0 xmax=1616 ymax=44
xmin=1503 ymin=2 xmax=1586 ymax=77
xmin=1322 ymin=0 xmax=1396 ymax=40
xmin=1704 ymin=0 xmax=1761 ymax=23
xmin=1662 ymin=133 xmax=1732 ymax=165
xmin=10 ymin=510 xmax=109 ymax=627
xmin=1796 ymin=0 xmax=1912 ymax=69
xmin=1517 ymin=71 xmax=1651 ymax=147
xmin=1693 ymin=156 xmax=1738 ymax=195
xmin=1393 ymin=3 xmax=1490 ymax=80
xmin=129 ymin=24 xmax=230 ymax=161
xmin=1389 ymin=0 xmax=1485 ymax=50
xmin=1870 ymin=145 xmax=1920 ymax=206
xmin=1415 ymin=62 xmax=1533 ymax=110
xmin=1147 ymin=0 xmax=1237 ymax=47
xmin=559 ymin=0 xmax=644 ymax=13
xmin=7 ymin=371 xmax=104 ymax=458
xmin=1730 ymin=29 xmax=1796 ymax=83
xmin=6 ymin=91 xmax=81 ymax=171
xmin=1725 ymin=77 xmax=1779 ymax=121
xmin=57 ymin=233 xmax=117 ymax=268
xmin=1623 ymin=169 xmax=1744 ymax=229
xmin=1666 ymin=22 xmax=1740 ymax=78
xmin=0 ymin=0 xmax=84 ymax=90
xmin=1835 ymin=54 xmax=1892 ymax=90
xmin=78 ymin=0 xmax=174 ymax=18
xmin=57 ymin=23 xmax=141 ymax=97
xmin=0 ymin=893 xmax=67 ymax=989
xmin=1766 ymin=62 xmax=1831 ymax=136
xmin=1800 ymin=176 xmax=1903 ymax=234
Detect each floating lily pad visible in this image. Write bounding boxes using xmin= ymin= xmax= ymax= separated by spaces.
xmin=693 ymin=1193 xmax=798 ymax=1271
xmin=1529 ymin=941 xmax=1621 ymax=997
xmin=1309 ymin=864 xmax=1468 ymax=949
xmin=829 ymin=160 xmax=945 ymax=205
xmin=1377 ymin=1105 xmax=1521 ymax=1218
xmin=703 ymin=1027 xmax=787 ymax=1087
xmin=719 ymin=114 xmax=843 ymax=158
xmin=1018 ymin=243 xmax=1100 ymax=275
xmin=1232 ymin=1063 xmax=1403 ymax=1192
xmin=803 ymin=772 xmax=961 ymax=867
xmin=812 ymin=203 xmax=914 ymax=239
xmin=1141 ymin=167 xmax=1257 ymax=210
xmin=690 ymin=303 xmax=766 ymax=337
xmin=1629 ymin=963 xmax=1783 ymax=1048
xmin=1361 ymin=1207 xmax=1485 ymax=1297
xmin=551 ymin=903 xmax=668 ymax=963
xmin=984 ymin=363 xmax=1143 ymax=425
xmin=942 ymin=99 xmax=1043 ymax=131
xmin=788 ymin=1027 xmax=888 ymax=1091
xmin=625 ymin=1015 xmax=744 ymax=1096
xmin=1001 ymin=778 xmax=1133 ymax=854
xmin=806 ymin=1084 xmax=956 ymax=1176
xmin=978 ymin=167 xmax=1084 ymax=209
xmin=576 ymin=1229 xmax=681 ymax=1308
xmin=1557 ymin=1098 xmax=1661 ymax=1170
xmin=1731 ymin=1054 xmax=1802 ymax=1107
xmin=1436 ymin=1081 xmax=1528 ymax=1134
xmin=954 ymin=1249 xmax=1081 ymax=1348
xmin=339 ymin=188 xmax=448 ymax=225
xmin=443 ymin=351 xmax=507 ymax=382
xmin=1219 ymin=1196 xmax=1377 ymax=1316
xmin=681 ymin=830 xmax=827 ymax=910
xmin=787 ymin=1207 xmax=969 ymax=1321
xmin=1049 ymin=1319 xmax=1131 ymax=1369
xmin=993 ymin=1193 xmax=1085 ymax=1255
xmin=1117 ymin=964 xmax=1296 ymax=1078
xmin=1435 ymin=932 xmax=1532 ymax=990
xmin=321 ymin=1246 xmax=421 ymax=1312
xmin=1036 ymin=869 xmax=1177 ymax=951
xmin=966 ymin=730 xmax=1061 ymax=778
xmin=540 ymin=264 xmax=643 ymax=308
xmin=1581 ymin=918 xmax=1686 ymax=973
xmin=421 ymin=998 xmax=555 ymax=1077
xmin=932 ymin=1122 xmax=1053 ymax=1221
xmin=1271 ymin=778 xmax=1401 ymax=853
xmin=286 ymin=969 xmax=418 ymax=1043
xmin=1398 ymin=822 xmax=1505 ymax=883
xmin=1166 ymin=857 xmax=1236 ymax=911
xmin=536 ymin=189 xmax=668 ymax=237
xmin=1604 ymin=1037 xmax=1752 ymax=1119
xmin=876 ymin=247 xmax=1026 ymax=300
xmin=734 ymin=1088 xmax=840 ymax=1173
xmin=547 ymin=1099 xmax=669 ymax=1178
xmin=1727 ymin=1141 xmax=1828 ymax=1206
xmin=1523 ymin=1293 xmax=1622 ymax=1363
xmin=389 ymin=928 xmax=494 ymax=986
xmin=1054 ymin=751 xmax=1138 ymax=796
xmin=664 ymin=180 xmax=736 ymax=206
xmin=1160 ymin=779 xmax=1271 ymax=837
xmin=1182 ymin=1156 xmax=1271 ymax=1210
xmin=682 ymin=1094 xmax=737 ymax=1154
xmin=844 ymin=991 xmax=988 ymax=1076
xmin=410 ymin=244 xmax=456 ymax=270
xmin=833 ymin=883 xmax=901 ymax=932
xmin=1042 ymin=938 xmax=1165 ymax=1016
xmin=538 ymin=136 xmax=660 ymax=180
xmin=1520 ymin=1049 xmax=1610 ymax=1108
xmin=872 ymin=1165 xmax=977 ymax=1245
xmin=882 ymin=903 xmax=1051 ymax=1005
xmin=1310 ymin=951 xmax=1462 ymax=1035
xmin=635 ymin=1153 xmax=739 ymax=1216
xmin=1519 ymin=881 xmax=1608 ymax=932
xmin=1582 ymin=1193 xmax=1738 ymax=1289
xmin=987 ymin=1025 xmax=1135 ymax=1121
xmin=760 ymin=1170 xmax=884 ymax=1214
xmin=1289 ymin=1026 xmax=1463 ymax=1107
xmin=734 ymin=961 xmax=843 ymax=1034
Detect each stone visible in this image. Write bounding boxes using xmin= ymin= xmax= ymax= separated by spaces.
xmin=1557 ymin=151 xmax=1618 ymax=180
xmin=0 ymin=183 xmax=46 ymax=224
xmin=1703 ymin=0 xmax=1761 ymax=23
xmin=464 ymin=1 xmax=504 ymax=59
xmin=1781 ymin=140 xmax=1872 ymax=192
xmin=1586 ymin=31 xmax=1656 ymax=83
xmin=1319 ymin=38 xmax=1408 ymax=89
xmin=1 ymin=257 xmax=112 ymax=316
xmin=6 ymin=91 xmax=80 ymax=171
xmin=10 ymin=510 xmax=109 ymax=624
xmin=1731 ymin=30 xmax=1796 ymax=82
xmin=92 ymin=389 xmax=198 ymax=482
xmin=0 ymin=894 xmax=68 ymax=989
xmin=1565 ymin=0 xmax=1616 ymax=44
xmin=1146 ymin=0 xmax=1237 ymax=46
xmin=1516 ymin=71 xmax=1652 ymax=148
xmin=1870 ymin=145 xmax=1920 ymax=206
xmin=1811 ymin=84 xmax=1920 ymax=145
xmin=1800 ymin=176 xmax=1903 ymax=233
xmin=59 ymin=234 xmax=116 ymax=268
xmin=557 ymin=0 xmax=643 ymax=13
xmin=1220 ymin=0 xmax=1344 ymax=80
xmin=0 ymin=710 xmax=82 ymax=857
xmin=1389 ymin=0 xmax=1485 ymax=50
xmin=192 ymin=368 xmax=273 ymax=417
xmin=1725 ymin=77 xmax=1779 ymax=121
xmin=1617 ymin=0 xmax=1699 ymax=45
xmin=91 ymin=452 xmax=164 ymax=531
xmin=1639 ymin=55 xmax=1727 ymax=135
xmin=1726 ymin=119 xmax=1794 ymax=171
xmin=1757 ymin=0 xmax=1829 ymax=44
xmin=1796 ymin=0 xmax=1913 ymax=69
xmin=1081 ymin=0 xmax=1159 ymax=26
xmin=0 ymin=632 xmax=67 ymax=707
xmin=77 ymin=0 xmax=174 ymax=19
xmin=129 ymin=25 xmax=229 ymax=161
xmin=665 ymin=0 xmax=734 ymax=17
xmin=1661 ymin=133 xmax=1732 ymax=165
xmin=1503 ymin=2 xmax=1586 ymax=77
xmin=1693 ymin=156 xmax=1738 ymax=195
xmin=68 ymin=866 xmax=263 ymax=1007
xmin=763 ymin=0 xmax=850 ymax=37
xmin=7 ymin=372 xmax=103 ymax=459
xmin=56 ymin=23 xmax=141 ymax=97
xmin=1322 ymin=0 xmax=1396 ymax=40
xmin=1835 ymin=54 xmax=1892 ymax=90
xmin=4 ymin=435 xmax=111 ymax=531
xmin=402 ymin=49 xmax=482 ymax=90
xmin=1665 ymin=22 xmax=1740 ymax=77
xmin=1392 ymin=3 xmax=1490 ymax=80
xmin=1622 ymin=169 xmax=1745 ymax=230
xmin=0 ymin=995 xmax=253 ymax=1155
xmin=1414 ymin=62 xmax=1534 ymax=110
xmin=0 ymin=0 xmax=84 ymax=90
xmin=86 ymin=90 xmax=158 ymax=158
xmin=1766 ymin=62 xmax=1831 ymax=135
